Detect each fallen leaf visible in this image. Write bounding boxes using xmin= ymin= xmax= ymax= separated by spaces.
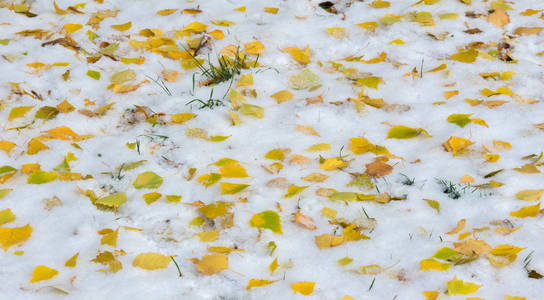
xmin=30 ymin=265 xmax=58 ymax=283
xmin=190 ymin=253 xmax=228 ymax=275
xmin=249 ymin=210 xmax=282 ymax=234
xmin=133 ymin=252 xmax=171 ymax=270
xmin=292 ymin=282 xmax=315 ymax=295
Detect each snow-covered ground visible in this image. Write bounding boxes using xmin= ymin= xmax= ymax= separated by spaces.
xmin=1 ymin=0 xmax=543 ymax=299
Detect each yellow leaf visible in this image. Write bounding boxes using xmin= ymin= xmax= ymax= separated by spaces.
xmin=64 ymin=253 xmax=79 ymax=267
xmin=420 ymin=258 xmax=451 ymax=271
xmin=271 ymin=90 xmax=294 ymax=103
xmin=505 ymin=295 xmax=526 ymax=300
xmin=520 ymin=9 xmax=542 ymax=16
xmin=443 ymin=136 xmax=473 ymax=154
xmin=306 ymin=143 xmax=331 ymax=151
xmin=30 ymin=265 xmax=58 ymax=283
xmin=100 ymin=228 xmax=118 ymax=247
xmin=484 ymin=154 xmax=500 ymax=162
xmin=283 ymin=46 xmax=311 ymax=64
xmin=439 ymin=13 xmax=458 ymax=19
xmin=220 ymin=182 xmax=249 ymax=194
xmin=0 ymin=141 xmax=16 ymax=155
xmin=249 ymin=210 xmax=282 ymax=234
xmin=315 ymin=234 xmax=344 ymax=249
xmin=515 ymin=189 xmax=544 ymax=201
xmin=171 ymin=113 xmax=196 ymax=123
xmin=510 ymin=202 xmax=541 ymax=218
xmin=63 ymin=23 xmax=83 ymax=34
xmin=264 ymin=7 xmax=279 ymax=14
xmin=181 ymin=22 xmax=207 ymax=34
xmin=292 ymin=282 xmax=315 ymax=295
xmin=428 ymin=64 xmax=447 ymax=72
xmin=289 ymin=68 xmax=320 ymax=90
xmin=369 ymin=0 xmax=391 ymax=8
xmin=284 ymin=185 xmax=309 ymax=198
xmin=244 ymin=41 xmax=265 ymax=55
xmin=302 ymin=173 xmax=329 ymax=182
xmin=0 ymin=209 xmax=16 ymax=225
xmin=453 ymin=239 xmax=492 ymax=256
xmin=297 ymin=125 xmax=319 ymax=136
xmin=237 ymin=74 xmax=253 ymax=87
xmin=208 ymin=246 xmax=244 ymax=254
xmin=211 ymin=20 xmax=236 ymax=26
xmin=240 ymin=104 xmax=264 ymax=118
xmin=133 ymin=252 xmax=171 ymax=270
xmin=204 ymin=29 xmax=223 ymax=40
xmin=9 ymin=106 xmax=34 ymax=121
xmin=0 ymin=224 xmax=32 ymax=251
xmin=357 ymin=21 xmax=378 ymax=30
xmin=387 ymin=125 xmax=429 ymax=139
xmin=229 ymin=89 xmax=246 ymax=110
xmin=424 ymin=291 xmax=440 ymax=300
xmin=488 ymin=9 xmax=510 ymax=27
xmin=156 ymin=9 xmax=177 ymax=16
xmin=53 ymin=1 xmax=67 ymax=14
xmin=326 ymin=27 xmax=348 ymax=40
xmin=446 ymin=276 xmax=482 ymax=295
xmin=446 ymin=219 xmax=466 ymax=234
xmin=246 ymin=279 xmax=278 ymax=290
xmin=111 ymin=21 xmax=132 ymax=31
xmin=361 ymin=52 xmax=387 ymax=64
xmin=320 ymin=157 xmax=348 ymax=171
xmin=44 ymin=126 xmax=93 ymax=141
xmin=451 ymin=49 xmax=478 ymax=63
xmin=219 ymin=164 xmax=248 ymax=178
xmin=514 ymin=27 xmax=543 ymax=36
xmin=190 ymin=253 xmax=228 ymax=275
xmin=196 ymin=230 xmax=219 ymax=242
xmin=110 ymin=69 xmax=136 ymax=84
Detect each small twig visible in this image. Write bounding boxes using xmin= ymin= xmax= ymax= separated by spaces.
xmin=170 ymin=256 xmax=183 ymax=277
xmin=368 ymin=277 xmax=376 ymax=291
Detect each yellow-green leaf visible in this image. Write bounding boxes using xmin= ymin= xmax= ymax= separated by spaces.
xmin=0 ymin=209 xmax=16 ymax=225
xmin=447 ymin=114 xmax=472 ymax=128
xmin=27 ymin=171 xmax=58 ymax=184
xmin=133 ymin=171 xmax=163 ymax=189
xmin=240 ymin=104 xmax=264 ymax=118
xmin=446 ymin=276 xmax=482 ymax=295
xmin=289 ymin=69 xmax=320 ymax=90
xmin=420 ymin=258 xmax=451 ymax=271
xmin=284 ymin=185 xmax=309 ymax=198
xmin=95 ymin=193 xmax=126 ymax=209
xmin=387 ymin=125 xmax=429 ymax=139
xmin=515 ymin=189 xmax=544 ymax=202
xmin=249 ymin=210 xmax=282 ymax=234
xmin=220 ymin=182 xmax=249 ymax=194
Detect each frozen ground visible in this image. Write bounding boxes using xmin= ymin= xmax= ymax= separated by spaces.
xmin=0 ymin=0 xmax=543 ymax=299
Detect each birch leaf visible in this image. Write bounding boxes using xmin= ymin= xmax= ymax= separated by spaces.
xmin=249 ymin=211 xmax=282 ymax=234
xmin=190 ymin=253 xmax=228 ymax=275
xmin=133 ymin=171 xmax=163 ymax=189
xmin=30 ymin=266 xmax=58 ymax=283
xmin=0 ymin=224 xmax=32 ymax=250
xmin=133 ymin=252 xmax=171 ymax=270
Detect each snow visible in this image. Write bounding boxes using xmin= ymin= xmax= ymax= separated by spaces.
xmin=1 ymin=0 xmax=543 ymax=299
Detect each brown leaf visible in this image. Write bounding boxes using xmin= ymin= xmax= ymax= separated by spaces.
xmin=488 ymin=9 xmax=510 ymax=27
xmin=514 ymin=27 xmax=543 ymax=36
xmin=365 ymin=160 xmax=393 ymax=177
xmin=294 ymin=212 xmax=317 ymax=230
